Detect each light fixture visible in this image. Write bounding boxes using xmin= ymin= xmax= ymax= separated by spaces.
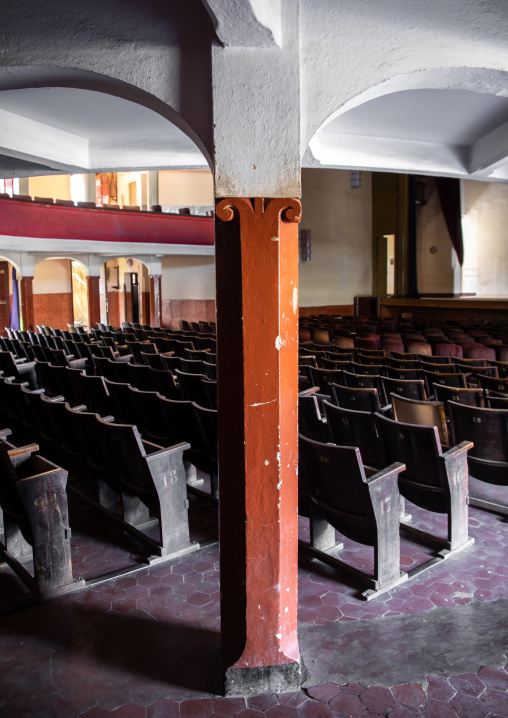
xmin=350 ymin=170 xmax=361 ymax=190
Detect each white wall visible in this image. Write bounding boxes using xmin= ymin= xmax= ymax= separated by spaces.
xmin=158 ymin=170 xmax=213 ymax=207
xmin=299 ymin=169 xmax=372 ymax=306
xmin=161 ymin=255 xmax=215 ymax=299
xmin=462 ymin=180 xmax=508 ymax=296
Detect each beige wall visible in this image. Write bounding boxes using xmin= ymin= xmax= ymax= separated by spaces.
xmin=28 ymin=175 xmax=72 ymax=202
xmin=462 ymin=180 xmax=508 ymax=296
xmin=299 ymin=169 xmax=372 ymax=306
xmin=161 ymin=255 xmax=215 ymax=299
xmin=33 ymin=258 xmax=72 ymax=294
xmin=158 ymin=170 xmax=213 ymax=207
xmin=417 ymin=178 xmax=459 ymax=295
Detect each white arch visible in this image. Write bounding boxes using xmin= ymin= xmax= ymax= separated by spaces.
xmin=309 ymin=67 xmax=508 ymax=140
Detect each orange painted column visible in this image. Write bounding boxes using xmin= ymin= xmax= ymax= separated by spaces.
xmin=215 ymin=198 xmax=301 ymax=695
xmin=87 ymin=276 xmax=101 ymax=330
xmin=20 ymin=276 xmax=35 ymax=331
xmin=150 ymin=274 xmax=162 ymax=328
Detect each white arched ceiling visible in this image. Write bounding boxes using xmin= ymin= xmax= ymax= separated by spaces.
xmin=304 ymin=68 xmax=508 ymax=182
xmin=0 ymin=85 xmax=209 ymax=178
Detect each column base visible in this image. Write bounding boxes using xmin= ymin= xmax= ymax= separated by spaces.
xmin=224 ymin=661 xmax=301 ymax=697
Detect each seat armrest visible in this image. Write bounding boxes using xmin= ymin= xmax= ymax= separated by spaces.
xmin=144 ymin=441 xmax=191 ymax=461
xmin=365 ymin=461 xmax=406 ymax=484
xmin=298 ymin=386 xmax=320 ymax=396
xmin=442 ymin=440 xmax=473 ymax=460
xmin=8 ymin=443 xmax=39 ymax=459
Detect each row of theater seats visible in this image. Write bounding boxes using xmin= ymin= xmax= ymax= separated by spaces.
xmin=3 ymin=318 xmax=502 ymax=602
xmin=0 ymin=322 xmax=220 ymax=600
xmin=300 ymin=315 xmax=508 ymax=362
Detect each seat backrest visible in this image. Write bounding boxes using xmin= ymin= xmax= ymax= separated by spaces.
xmin=381 ymin=376 xmax=427 ymax=401
xmin=323 ymin=400 xmax=386 ymax=468
xmin=448 ymin=401 xmax=508 ymax=462
xmin=306 ymin=366 xmax=344 ymax=394
xmin=149 ymin=367 xmax=182 ymax=400
xmin=421 ymin=370 xmax=468 ymax=395
xmin=433 ymin=383 xmax=485 ymax=408
xmin=298 ymin=394 xmax=327 ymax=442
xmin=391 ymin=393 xmax=449 ymax=447
xmin=0 ymin=441 xmax=33 ymax=544
xmin=374 ymin=412 xmax=445 ymax=488
xmin=104 ymin=379 xmax=138 ymax=425
xmin=477 ymin=374 xmax=508 ymax=394
xmin=299 ymin=435 xmax=375 ymax=526
xmin=342 ymin=371 xmax=387 ymax=406
xmin=330 ymin=382 xmax=382 ymax=413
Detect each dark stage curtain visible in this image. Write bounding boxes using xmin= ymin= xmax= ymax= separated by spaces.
xmin=436 ymin=177 xmax=463 ymax=265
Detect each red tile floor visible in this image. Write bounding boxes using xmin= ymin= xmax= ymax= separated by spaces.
xmin=1 ymin=484 xmax=507 ymax=718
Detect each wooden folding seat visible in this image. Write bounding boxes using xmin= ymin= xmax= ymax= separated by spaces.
xmin=20 ymin=389 xmax=64 ymax=465
xmin=157 ymin=395 xmax=218 ymax=495
xmin=390 ymin=393 xmax=449 ymax=447
xmin=381 ymin=376 xmax=427 ymax=402
xmin=433 ymin=383 xmax=485 ymax=414
xmin=202 ymin=361 xmax=217 ymax=380
xmin=330 ymin=383 xmax=383 ymax=413
xmin=325 ymin=348 xmax=354 ymax=361
xmin=306 ymin=366 xmax=344 ymax=394
xmin=349 ymin=361 xmax=385 ymax=376
xmin=485 ymin=393 xmax=508 ymax=409
xmin=299 ymin=435 xmax=406 ymax=599
xmin=192 ymin=402 xmax=218 ymax=497
xmin=104 ymin=379 xmax=138 ymax=425
xmin=374 ymin=413 xmax=474 ymax=557
xmin=448 ymin=401 xmax=508 ymax=514
xmin=298 ymin=392 xmax=328 ymax=442
xmin=385 ymin=357 xmax=420 ymax=370
xmin=420 ymin=360 xmax=456 ymax=372
xmin=130 ymin=387 xmax=175 ymax=446
xmin=184 ymin=348 xmax=211 ymax=362
xmin=384 ymin=366 xmax=421 ymax=381
xmin=127 ymin=362 xmax=156 ymax=391
xmin=0 ymin=350 xmax=37 ymax=389
xmin=173 ymin=339 xmax=195 ymax=357
xmin=323 ymin=400 xmax=386 ymax=469
xmin=71 ymin=407 xmax=195 ymax=557
xmin=2 ymin=378 xmax=31 ymax=443
xmin=202 ymin=379 xmax=217 ymax=409
xmin=174 ymin=369 xmax=209 ymax=408
xmin=180 ymin=358 xmax=206 ymax=375
xmin=477 ymin=374 xmax=508 ymax=394
xmin=390 ymin=351 xmax=419 ymax=361
xmin=421 ymin=369 xmax=469 ymax=397
xmin=0 ymin=439 xmax=84 ymax=599
xmin=454 ymin=362 xmax=497 ymax=384
xmin=79 ymin=373 xmax=112 ymax=416
xmin=342 ymin=370 xmax=388 ymax=407
xmin=492 ymin=361 xmax=508 ymax=379
xmin=321 ymin=357 xmax=351 ymax=371
xmin=149 ymin=367 xmax=182 ymax=400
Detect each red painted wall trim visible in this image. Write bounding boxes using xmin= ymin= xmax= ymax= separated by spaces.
xmin=0 ymin=199 xmax=214 ymax=246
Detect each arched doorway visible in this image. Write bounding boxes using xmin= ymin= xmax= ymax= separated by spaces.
xmin=0 ymin=256 xmax=22 ymax=335
xmin=100 ymin=257 xmax=150 ymax=327
xmin=33 ymin=257 xmax=89 ymax=330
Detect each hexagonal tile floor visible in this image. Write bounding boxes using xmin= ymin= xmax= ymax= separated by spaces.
xmin=0 ymin=487 xmax=507 ymax=717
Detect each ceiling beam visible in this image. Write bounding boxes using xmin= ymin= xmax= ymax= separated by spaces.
xmin=469 ymin=120 xmax=508 ymax=176
xmin=201 ymin=0 xmax=281 ymax=47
